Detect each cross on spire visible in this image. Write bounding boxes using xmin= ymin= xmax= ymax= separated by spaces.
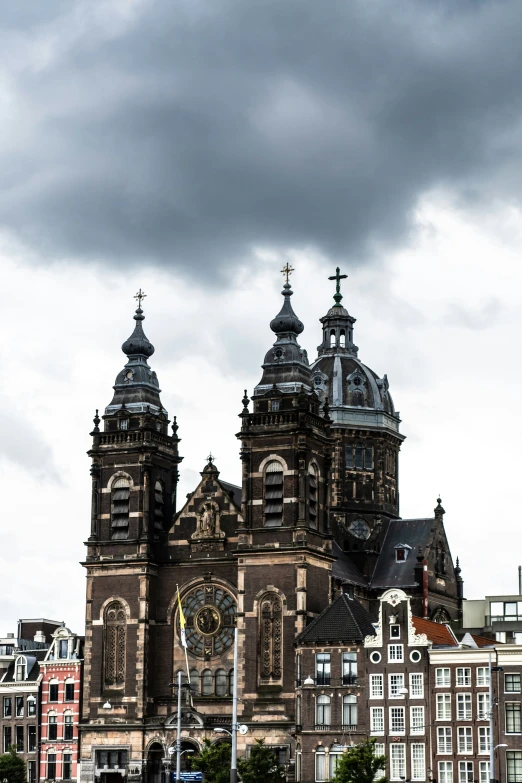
xmin=207 ymin=452 xmax=215 ymax=464
xmin=281 ymin=262 xmax=294 ymax=284
xmin=328 ymin=267 xmax=347 ymax=305
xmin=134 ymin=288 xmax=147 ymax=309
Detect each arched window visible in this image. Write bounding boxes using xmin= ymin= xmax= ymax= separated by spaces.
xmin=154 ymin=480 xmax=164 ymax=531
xmin=330 ymin=329 xmax=336 ymax=348
xmin=201 ymin=669 xmax=213 ymax=696
xmin=259 ymin=593 xmax=282 ymax=682
xmin=315 ymin=749 xmax=326 ymax=782
xmin=111 ymin=477 xmax=130 ymax=540
xmin=63 ymin=711 xmax=74 ymax=740
xmin=316 ymin=695 xmax=331 ymax=727
xmin=103 ymin=601 xmax=126 ymax=688
xmin=309 ymin=464 xmax=318 ymax=529
xmin=340 ymin=329 xmax=346 ymax=348
xmin=343 ymin=694 xmax=357 ymax=727
xmin=15 ymin=657 xmax=27 ymax=681
xmin=228 ymin=669 xmax=234 ymax=696
xmin=351 ymin=388 xmax=364 ymax=407
xmin=329 ymin=744 xmax=344 ymax=779
xmin=190 ymin=669 xmax=199 ymax=696
xmin=264 ymin=461 xmax=283 ymax=527
xmin=215 ymin=669 xmax=227 ymax=697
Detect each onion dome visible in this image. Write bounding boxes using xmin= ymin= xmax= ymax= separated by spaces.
xmin=254 ymin=279 xmax=312 ymax=395
xmin=105 ymin=296 xmax=164 ymax=415
xmin=121 ymin=306 xmax=155 ymax=358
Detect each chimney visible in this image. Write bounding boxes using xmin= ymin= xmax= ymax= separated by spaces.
xmin=34 ymin=631 xmax=45 ymax=643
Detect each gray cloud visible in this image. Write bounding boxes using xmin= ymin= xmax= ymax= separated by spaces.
xmin=1 ymin=0 xmax=522 ymax=278
xmin=0 ymin=397 xmax=59 ymax=482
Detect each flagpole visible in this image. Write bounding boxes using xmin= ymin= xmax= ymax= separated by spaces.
xmin=175 ymin=669 xmax=182 ymax=783
xmin=177 ymin=585 xmax=193 ymax=705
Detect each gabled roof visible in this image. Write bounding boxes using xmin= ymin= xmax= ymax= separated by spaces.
xmin=412 ymin=617 xmax=458 ymax=647
xmin=220 ymin=481 xmax=242 ymax=507
xmin=295 ymin=593 xmax=376 ymax=645
xmin=370 ymin=518 xmax=433 ymax=588
xmin=332 ymin=541 xmax=368 ymax=587
xmin=469 ymin=633 xmax=498 ymax=648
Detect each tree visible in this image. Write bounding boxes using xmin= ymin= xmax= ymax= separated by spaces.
xmin=331 ymin=739 xmax=387 ymax=783
xmin=237 ymin=739 xmax=285 ymax=783
xmin=0 ymin=748 xmax=27 ymax=783
xmin=192 ymin=739 xmax=231 ymax=783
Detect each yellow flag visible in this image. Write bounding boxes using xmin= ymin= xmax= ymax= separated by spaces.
xmin=177 ymin=588 xmax=187 ymax=648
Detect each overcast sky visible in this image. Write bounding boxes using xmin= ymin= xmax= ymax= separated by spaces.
xmin=2 ymin=0 xmax=522 ymax=634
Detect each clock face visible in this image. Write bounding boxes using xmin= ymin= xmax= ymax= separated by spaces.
xmin=348 ymin=518 xmax=370 ymax=540
xmin=180 ymin=584 xmax=236 ymax=658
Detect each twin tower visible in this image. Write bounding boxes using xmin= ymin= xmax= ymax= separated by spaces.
xmin=79 ymin=271 xmax=459 ymax=782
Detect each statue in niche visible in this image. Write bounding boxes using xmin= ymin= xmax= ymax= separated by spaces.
xmin=192 ymin=501 xmax=224 ymax=540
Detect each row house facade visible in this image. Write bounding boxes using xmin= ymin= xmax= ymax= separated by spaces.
xmin=295 ymin=588 xmax=522 ymax=783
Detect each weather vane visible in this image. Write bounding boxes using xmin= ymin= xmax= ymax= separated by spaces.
xmin=134 ymin=288 xmax=147 ymax=308
xmin=281 ymin=262 xmax=294 ymax=284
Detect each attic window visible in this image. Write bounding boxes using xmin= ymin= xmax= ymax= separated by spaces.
xmin=15 ymin=658 xmax=27 ymax=681
xmin=271 ymin=399 xmax=280 ymax=412
xmin=396 ymin=549 xmax=406 ymax=562
xmin=119 ymin=419 xmax=129 ymax=431
xmin=58 ymin=639 xmax=68 ymax=659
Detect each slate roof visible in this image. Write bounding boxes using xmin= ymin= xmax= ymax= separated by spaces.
xmin=332 ymin=541 xmax=368 ymax=586
xmin=370 ymin=518 xmax=433 ymax=588
xmin=295 ymin=593 xmax=376 ymax=645
xmin=412 ymin=617 xmax=458 ymax=646
xmin=1 ymin=649 xmax=47 ymax=683
xmin=220 ymin=481 xmax=242 ymax=508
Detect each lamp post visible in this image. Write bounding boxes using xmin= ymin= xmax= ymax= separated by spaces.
xmin=169 ymin=673 xmax=192 ymax=783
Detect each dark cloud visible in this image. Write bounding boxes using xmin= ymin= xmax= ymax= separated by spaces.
xmin=2 ymin=0 xmax=522 ymax=278
xmin=0 ymin=398 xmax=59 ymax=481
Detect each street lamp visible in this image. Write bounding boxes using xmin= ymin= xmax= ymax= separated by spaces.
xmin=169 ymin=675 xmax=194 ymax=783
xmin=102 ymin=701 xmax=112 ymax=710
xmin=214 ymin=728 xmax=232 ymax=737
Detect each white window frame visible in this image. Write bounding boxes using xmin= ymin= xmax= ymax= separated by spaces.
xmin=477 ymin=692 xmax=490 ymax=721
xmin=410 ymin=672 xmax=424 ymax=698
xmin=388 ymin=644 xmax=404 ymax=663
xmin=456 ymin=667 xmax=471 ymax=687
xmin=476 ymin=667 xmax=490 ymax=687
xmin=436 ymin=693 xmax=452 ymax=720
xmin=389 ymin=706 xmax=405 ymax=735
xmin=437 ymin=727 xmax=452 ymax=754
xmin=458 ymin=761 xmax=474 ymax=783
xmin=410 ymin=706 xmax=425 ymax=735
xmin=389 ymin=673 xmax=405 ymax=698
xmin=411 ymin=743 xmax=426 ymax=781
xmin=439 ymin=761 xmax=453 ymax=783
xmin=315 ymin=750 xmax=326 ymax=783
xmin=370 ymin=674 xmax=383 ymax=698
xmin=478 ymin=726 xmax=490 ymax=755
xmin=479 ymin=761 xmax=490 ymax=783
xmin=457 ymin=726 xmax=473 ymax=754
xmin=456 ymin=693 xmax=472 ymax=721
xmin=436 ymin=667 xmax=451 ymax=687
xmin=370 ymin=707 xmax=385 ymax=735
xmin=390 ymin=744 xmax=406 ymax=781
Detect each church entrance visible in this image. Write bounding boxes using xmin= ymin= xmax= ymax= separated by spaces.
xmin=146 ymin=743 xmax=164 ymax=783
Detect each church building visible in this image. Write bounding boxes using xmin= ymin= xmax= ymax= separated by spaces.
xmin=78 ymin=271 xmax=463 ymax=783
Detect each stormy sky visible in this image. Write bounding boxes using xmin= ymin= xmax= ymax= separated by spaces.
xmin=1 ymin=0 xmax=522 ymax=633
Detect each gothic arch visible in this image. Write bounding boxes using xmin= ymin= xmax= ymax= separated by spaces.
xmin=258 ymin=591 xmax=283 ymax=683
xmin=103 ymin=600 xmax=127 ymax=689
xmin=98 ymin=595 xmax=131 ymax=622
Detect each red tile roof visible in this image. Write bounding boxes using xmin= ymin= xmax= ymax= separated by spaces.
xmin=471 ymin=633 xmax=498 ymax=648
xmin=412 ymin=616 xmax=458 ymax=646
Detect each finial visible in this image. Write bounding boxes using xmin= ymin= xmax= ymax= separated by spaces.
xmin=134 ymin=288 xmax=147 ymax=309
xmin=207 ymin=452 xmax=215 ymax=464
xmin=328 ymin=267 xmax=348 ymax=307
xmin=281 ymin=262 xmax=294 ymax=284
xmin=434 ymin=496 xmax=445 ymax=517
xmin=242 ymin=390 xmax=249 ymax=412
xmin=172 ymin=416 xmax=179 ymax=436
xmin=322 ymin=398 xmax=331 ymax=422
xmin=93 ymin=409 xmax=100 ymax=432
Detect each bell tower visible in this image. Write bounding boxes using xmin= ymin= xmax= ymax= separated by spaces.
xmin=82 ymin=292 xmax=182 ymax=729
xmin=235 ymin=270 xmax=334 ymax=736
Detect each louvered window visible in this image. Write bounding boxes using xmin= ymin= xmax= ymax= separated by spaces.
xmin=264 ymin=461 xmax=283 ymax=527
xmin=111 ymin=477 xmax=130 ymax=540
xmin=154 ymin=480 xmax=164 ymax=531
xmin=309 ymin=464 xmax=317 ymax=528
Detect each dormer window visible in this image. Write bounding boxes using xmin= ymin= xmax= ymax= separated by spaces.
xmin=15 ymin=658 xmax=26 ymax=681
xmin=58 ymin=639 xmax=68 ymax=659
xmin=395 ymin=544 xmax=412 ymax=562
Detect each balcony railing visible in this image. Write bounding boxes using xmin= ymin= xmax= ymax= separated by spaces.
xmin=487 ymin=615 xmax=522 ymax=624
xmin=314 ymin=724 xmax=358 ymax=732
xmin=304 ymin=676 xmax=359 ymax=687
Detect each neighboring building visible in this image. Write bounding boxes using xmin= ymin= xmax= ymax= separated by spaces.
xmin=39 ymin=626 xmax=84 ymax=783
xmin=0 ymin=650 xmax=47 ymax=783
xmin=462 ymin=594 xmax=522 ymax=643
xmin=79 ymin=274 xmax=463 ymax=783
xmin=0 ymin=620 xmax=60 ymax=680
